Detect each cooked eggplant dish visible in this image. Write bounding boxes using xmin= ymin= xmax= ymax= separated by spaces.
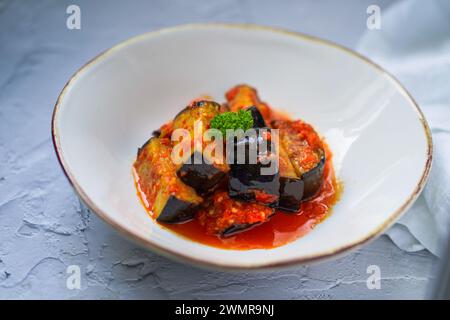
xmin=135 ymin=137 xmax=202 ymax=223
xmin=133 ymin=84 xmax=340 ymax=250
xmin=198 ymin=191 xmax=274 ymax=237
xmin=172 ymin=100 xmax=229 ymax=195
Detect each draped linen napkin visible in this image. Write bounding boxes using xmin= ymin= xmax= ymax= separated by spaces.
xmin=357 ymin=0 xmax=450 ymax=256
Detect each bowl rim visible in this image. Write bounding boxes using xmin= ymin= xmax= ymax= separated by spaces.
xmin=51 ymin=23 xmax=433 ymax=271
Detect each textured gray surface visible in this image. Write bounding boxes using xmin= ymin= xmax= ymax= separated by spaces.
xmin=0 ymin=0 xmax=435 ymax=299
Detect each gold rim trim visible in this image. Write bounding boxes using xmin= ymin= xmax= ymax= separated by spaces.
xmin=51 ymin=23 xmax=433 ymax=271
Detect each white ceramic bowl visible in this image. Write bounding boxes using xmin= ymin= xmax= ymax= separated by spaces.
xmin=52 ymin=24 xmax=432 ymax=270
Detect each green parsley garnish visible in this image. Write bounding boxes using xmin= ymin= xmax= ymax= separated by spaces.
xmin=210 ymin=109 xmax=254 ymax=137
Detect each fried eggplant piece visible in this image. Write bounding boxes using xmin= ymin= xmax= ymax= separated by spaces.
xmin=225 ymin=84 xmax=272 ymax=122
xmin=198 ymin=191 xmax=274 ymax=237
xmin=246 ymin=105 xmax=267 ymax=128
xmin=172 ymin=100 xmax=228 ymax=194
xmin=272 ymin=120 xmax=325 ymax=208
xmin=277 ymin=143 xmax=304 ymax=212
xmin=228 ymin=128 xmax=280 ymax=206
xmin=134 ymin=137 xmax=202 ymax=223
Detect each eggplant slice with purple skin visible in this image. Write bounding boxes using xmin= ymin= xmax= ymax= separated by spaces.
xmin=277 ymin=143 xmax=304 ymax=212
xmin=277 ymin=154 xmax=326 ymax=211
xmin=198 ymin=191 xmax=275 ymax=237
xmin=151 ymin=129 xmax=161 ymax=137
xmin=172 ymin=100 xmax=229 ymax=195
xmin=177 ymin=151 xmax=227 ymax=195
xmin=220 ymin=210 xmax=277 ymax=237
xmin=134 ymin=137 xmax=203 ymax=223
xmin=301 ymin=153 xmax=325 ymax=201
xmin=221 ymin=223 xmax=258 ymax=237
xmin=272 ymin=120 xmax=326 ymax=212
xmin=243 ymin=106 xmax=311 ymax=211
xmin=246 ymin=105 xmax=267 ymax=128
xmin=227 ymin=128 xmax=280 ymax=206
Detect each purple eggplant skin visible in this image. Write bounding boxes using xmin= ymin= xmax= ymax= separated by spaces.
xmin=221 ymin=222 xmax=260 ymax=237
xmin=271 ymin=118 xmax=327 ymax=211
xmin=135 ymin=137 xmax=202 ymax=224
xmin=152 ymin=129 xmax=161 ymax=137
xmin=276 ymin=155 xmax=325 ymax=212
xmin=301 ymin=154 xmax=326 ymax=201
xmin=220 ymin=208 xmax=275 ymax=237
xmin=277 ymin=177 xmax=304 ymax=212
xmin=228 ymin=129 xmax=280 ymax=206
xmin=246 ymin=106 xmax=267 ymax=128
xmin=172 ymin=100 xmax=226 ymax=195
xmin=228 ymin=163 xmax=279 ymax=206
xmin=177 ymin=151 xmax=227 ymax=195
xmin=156 ymin=195 xmax=199 ymax=224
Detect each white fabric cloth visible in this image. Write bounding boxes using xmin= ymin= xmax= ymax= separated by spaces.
xmin=357 ymin=0 xmax=450 ymax=256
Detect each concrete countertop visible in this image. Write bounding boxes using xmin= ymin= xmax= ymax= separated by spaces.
xmin=0 ymin=0 xmax=434 ymax=299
